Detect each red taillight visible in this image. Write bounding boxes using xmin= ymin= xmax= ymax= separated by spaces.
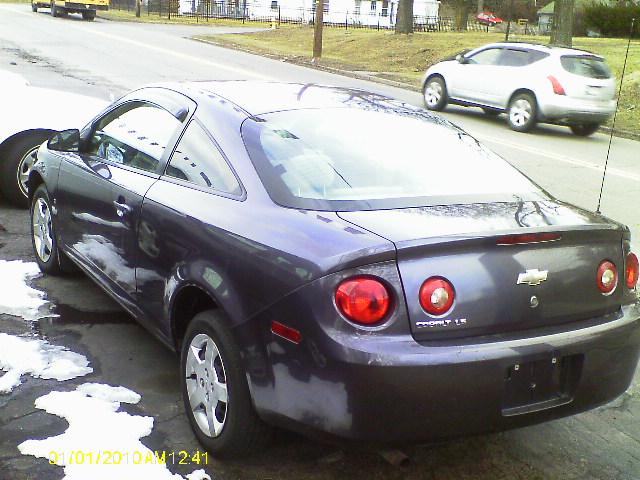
xmin=335 ymin=277 xmax=391 ymax=325
xmin=496 ymin=232 xmax=561 ymax=245
xmin=419 ymin=277 xmax=455 ymax=316
xmin=626 ymin=252 xmax=639 ymax=289
xmin=271 ymin=321 xmax=302 ymax=344
xmin=548 ymin=75 xmax=566 ymax=95
xmin=596 ymin=260 xmax=618 ymax=295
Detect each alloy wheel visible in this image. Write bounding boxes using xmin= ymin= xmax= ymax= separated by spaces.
xmin=32 ymin=197 xmax=53 ymax=263
xmin=425 ymin=81 xmax=443 ymax=108
xmin=509 ymin=99 xmax=532 ymax=127
xmin=17 ymin=146 xmax=39 ymax=198
xmin=185 ymin=333 xmax=229 ymax=438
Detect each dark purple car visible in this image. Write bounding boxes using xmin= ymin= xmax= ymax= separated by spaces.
xmin=29 ymin=82 xmax=640 ymax=457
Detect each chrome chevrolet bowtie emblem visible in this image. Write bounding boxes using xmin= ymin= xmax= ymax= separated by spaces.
xmin=517 ymin=269 xmax=548 ymax=286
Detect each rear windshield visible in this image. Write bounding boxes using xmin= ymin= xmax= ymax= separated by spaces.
xmin=560 ymin=55 xmax=612 ymax=79
xmin=241 ymin=108 xmax=544 ymax=211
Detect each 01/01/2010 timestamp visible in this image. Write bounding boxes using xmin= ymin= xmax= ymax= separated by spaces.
xmin=48 ymin=449 xmax=210 ymax=466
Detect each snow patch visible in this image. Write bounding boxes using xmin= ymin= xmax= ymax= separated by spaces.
xmin=0 ymin=333 xmax=93 ymax=394
xmin=0 ymin=259 xmax=53 ymax=320
xmin=19 ymin=383 xmax=211 ymax=480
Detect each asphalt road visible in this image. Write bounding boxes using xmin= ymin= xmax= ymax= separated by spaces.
xmin=1 ymin=4 xmax=639 ymax=479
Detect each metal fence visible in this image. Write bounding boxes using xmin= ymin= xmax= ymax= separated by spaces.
xmin=109 ymin=0 xmax=495 ymax=31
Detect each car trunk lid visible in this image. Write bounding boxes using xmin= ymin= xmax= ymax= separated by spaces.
xmin=338 ymin=201 xmax=625 ymax=342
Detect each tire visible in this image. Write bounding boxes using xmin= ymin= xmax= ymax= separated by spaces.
xmin=423 ymin=76 xmax=448 ymax=112
xmin=569 ymin=123 xmax=600 ymax=137
xmin=32 ymin=1 xmax=38 ymax=12
xmin=181 ymin=310 xmax=271 ymax=458
xmin=482 ymin=108 xmax=500 ymax=116
xmin=82 ymin=10 xmax=96 ymax=20
xmin=30 ymin=185 xmax=75 ymax=275
xmin=0 ymin=131 xmax=52 ymax=208
xmin=507 ymin=93 xmax=537 ymax=132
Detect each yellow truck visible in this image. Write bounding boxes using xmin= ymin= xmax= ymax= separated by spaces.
xmin=31 ymin=0 xmax=109 ymax=20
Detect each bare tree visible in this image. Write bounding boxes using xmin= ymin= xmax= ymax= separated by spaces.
xmin=313 ymin=0 xmax=324 ymax=60
xmin=395 ymin=0 xmax=414 ymax=34
xmin=550 ymin=0 xmax=574 ymax=47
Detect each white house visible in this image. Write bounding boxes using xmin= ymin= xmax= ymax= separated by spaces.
xmin=179 ymin=0 xmax=440 ymax=28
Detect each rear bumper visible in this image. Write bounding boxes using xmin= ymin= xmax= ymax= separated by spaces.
xmin=254 ymin=302 xmax=640 ymax=443
xmin=62 ymin=2 xmax=108 ymax=10
xmin=539 ymin=96 xmax=616 ymax=124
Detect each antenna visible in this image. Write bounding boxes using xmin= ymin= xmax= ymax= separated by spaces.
xmin=597 ymin=17 xmax=636 ymax=213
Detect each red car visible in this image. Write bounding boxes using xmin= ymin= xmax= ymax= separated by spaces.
xmin=477 ymin=12 xmax=503 ymax=26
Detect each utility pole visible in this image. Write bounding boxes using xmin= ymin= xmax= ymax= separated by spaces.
xmin=135 ymin=0 xmax=141 ymax=17
xmin=504 ymin=0 xmax=514 ymax=41
xmin=313 ymin=0 xmax=324 ymax=61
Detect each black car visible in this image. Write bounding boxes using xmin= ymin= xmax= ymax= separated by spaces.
xmin=30 ymin=82 xmax=640 ymax=457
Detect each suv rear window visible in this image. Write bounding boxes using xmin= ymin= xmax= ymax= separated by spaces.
xmin=560 ymin=55 xmax=612 ymax=79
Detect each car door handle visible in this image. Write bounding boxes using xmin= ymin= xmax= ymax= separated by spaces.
xmin=113 ymin=200 xmax=133 ymax=217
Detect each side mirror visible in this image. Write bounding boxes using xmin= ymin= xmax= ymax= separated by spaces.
xmin=47 ymin=129 xmax=80 ymax=152
xmin=456 ymin=54 xmax=468 ymax=64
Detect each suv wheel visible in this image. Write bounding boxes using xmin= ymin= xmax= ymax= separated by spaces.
xmin=423 ymin=76 xmax=448 ymax=111
xmin=181 ymin=310 xmax=271 ymax=457
xmin=569 ymin=123 xmax=600 ymax=137
xmin=507 ymin=93 xmax=537 ymax=132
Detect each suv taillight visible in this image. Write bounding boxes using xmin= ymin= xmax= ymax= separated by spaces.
xmin=548 ymin=75 xmax=566 ymax=95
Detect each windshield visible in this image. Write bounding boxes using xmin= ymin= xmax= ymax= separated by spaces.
xmin=560 ymin=55 xmax=612 ymax=79
xmin=242 ymin=108 xmax=544 ymax=211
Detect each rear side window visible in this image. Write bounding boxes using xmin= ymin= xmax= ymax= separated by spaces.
xmin=498 ymin=49 xmax=530 ymax=67
xmin=498 ymin=49 xmax=549 ymax=67
xmin=560 ymin=55 xmax=612 ymax=79
xmin=166 ymin=120 xmax=241 ymax=195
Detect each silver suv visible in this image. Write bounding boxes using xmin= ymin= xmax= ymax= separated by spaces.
xmin=422 ymin=42 xmax=616 ymax=136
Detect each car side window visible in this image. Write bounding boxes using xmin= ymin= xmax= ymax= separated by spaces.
xmin=166 ymin=120 xmax=241 ymax=195
xmin=467 ymin=48 xmax=502 ymax=65
xmin=497 ymin=49 xmax=531 ymax=67
xmin=86 ymin=102 xmax=181 ymax=173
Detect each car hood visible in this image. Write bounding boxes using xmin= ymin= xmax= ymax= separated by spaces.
xmin=0 ymin=85 xmax=109 ymax=142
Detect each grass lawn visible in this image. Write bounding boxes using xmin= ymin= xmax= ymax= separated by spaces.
xmin=99 ymin=8 xmax=273 ymax=28
xmin=200 ymin=27 xmax=639 ymax=133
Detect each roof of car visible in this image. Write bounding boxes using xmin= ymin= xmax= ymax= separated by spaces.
xmin=180 ymin=81 xmax=425 ymax=117
xmin=478 ymin=42 xmax=598 ymax=57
